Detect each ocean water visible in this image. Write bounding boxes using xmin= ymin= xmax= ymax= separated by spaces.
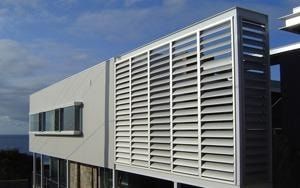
xmin=0 ymin=135 xmax=29 ymax=154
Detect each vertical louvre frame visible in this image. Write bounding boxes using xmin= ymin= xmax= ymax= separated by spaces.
xmin=130 ymin=53 xmax=149 ymax=167
xmin=241 ymin=19 xmax=270 ymax=184
xmin=171 ymin=34 xmax=199 ymax=176
xmin=149 ymin=44 xmax=171 ymax=171
xmin=115 ymin=60 xmax=130 ymax=164
xmin=199 ymin=21 xmax=235 ymax=182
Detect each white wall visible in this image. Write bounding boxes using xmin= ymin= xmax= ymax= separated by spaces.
xmin=29 ymin=61 xmax=115 ymax=169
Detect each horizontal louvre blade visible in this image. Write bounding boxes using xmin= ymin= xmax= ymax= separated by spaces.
xmin=202 ymin=138 xmax=233 ymax=146
xmin=202 ymin=146 xmax=234 ymax=155
xmin=202 ymin=170 xmax=234 ymax=181
xmin=202 ymin=162 xmax=233 ymax=172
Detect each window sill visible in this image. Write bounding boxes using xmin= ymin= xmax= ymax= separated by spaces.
xmin=30 ymin=130 xmax=82 ymax=136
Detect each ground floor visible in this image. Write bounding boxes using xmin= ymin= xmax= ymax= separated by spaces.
xmin=32 ymin=154 xmax=198 ymax=188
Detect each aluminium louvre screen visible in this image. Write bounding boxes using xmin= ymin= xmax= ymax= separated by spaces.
xmin=114 ymin=8 xmax=271 ymax=187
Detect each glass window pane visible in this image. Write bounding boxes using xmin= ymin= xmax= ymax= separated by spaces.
xmin=45 ymin=111 xmax=55 ymax=131
xmin=59 ymin=160 xmax=67 ymax=187
xmin=43 ymin=156 xmax=50 ymax=178
xmin=39 ymin=113 xmax=45 ymax=131
xmin=30 ymin=114 xmax=39 ymax=131
xmin=55 ymin=109 xmax=60 ymax=131
xmin=101 ymin=168 xmax=113 ymax=188
xmin=50 ymin=158 xmax=58 ymax=182
xmin=75 ymin=106 xmax=81 ymax=131
xmin=62 ymin=106 xmax=75 ymax=131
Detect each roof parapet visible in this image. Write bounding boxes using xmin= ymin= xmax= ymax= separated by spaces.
xmin=280 ymin=6 xmax=300 ymax=34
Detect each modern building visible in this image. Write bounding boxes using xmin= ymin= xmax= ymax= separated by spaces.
xmin=29 ymin=7 xmax=273 ymax=188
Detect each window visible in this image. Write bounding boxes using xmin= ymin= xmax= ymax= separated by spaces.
xmin=59 ymin=159 xmax=67 ymax=188
xmin=55 ymin=109 xmax=60 ymax=131
xmin=40 ymin=156 xmax=67 ymax=188
xmin=45 ymin=110 xmax=55 ymax=131
xmin=100 ymin=168 xmax=113 ymax=188
xmin=39 ymin=112 xmax=45 ymax=131
xmin=29 ymin=114 xmax=39 ymax=131
xmin=50 ymin=158 xmax=59 ymax=182
xmin=62 ymin=106 xmax=75 ymax=131
xmin=29 ymin=102 xmax=83 ymax=135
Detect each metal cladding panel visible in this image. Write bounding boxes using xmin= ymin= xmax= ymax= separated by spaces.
xmin=114 ymin=7 xmax=271 ymax=188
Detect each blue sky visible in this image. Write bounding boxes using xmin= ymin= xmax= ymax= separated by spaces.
xmin=0 ymin=0 xmax=299 ymax=134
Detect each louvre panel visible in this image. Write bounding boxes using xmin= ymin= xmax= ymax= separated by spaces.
xmin=148 ymin=44 xmax=172 ymax=172
xmin=110 ymin=12 xmax=272 ymax=184
xmin=115 ymin=60 xmax=131 ymax=164
xmin=241 ymin=19 xmax=270 ymax=184
xmin=130 ymin=53 xmax=149 ymax=167
xmin=170 ymin=34 xmax=200 ymax=176
xmin=199 ymin=21 xmax=234 ymax=182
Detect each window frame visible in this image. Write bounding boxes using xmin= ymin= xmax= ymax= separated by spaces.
xmin=29 ymin=102 xmax=83 ymax=136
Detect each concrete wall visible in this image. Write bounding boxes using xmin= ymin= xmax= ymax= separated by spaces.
xmin=29 ymin=61 xmax=115 ymax=169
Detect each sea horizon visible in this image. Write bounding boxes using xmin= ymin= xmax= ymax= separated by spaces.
xmin=0 ymin=134 xmax=30 ymax=154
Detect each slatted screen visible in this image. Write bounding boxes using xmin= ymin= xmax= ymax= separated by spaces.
xmin=241 ymin=19 xmax=270 ymax=183
xmin=171 ymin=34 xmax=199 ymax=176
xmin=131 ymin=53 xmax=149 ymax=167
xmin=149 ymin=44 xmax=171 ymax=171
xmin=199 ymin=21 xmax=234 ymax=182
xmin=114 ymin=13 xmax=269 ymax=186
xmin=115 ymin=60 xmax=130 ymax=164
xmin=115 ymin=20 xmax=234 ymax=181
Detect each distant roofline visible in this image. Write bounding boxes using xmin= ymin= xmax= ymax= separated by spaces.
xmin=270 ymin=42 xmax=300 ymax=55
xmin=279 ymin=11 xmax=300 ymax=20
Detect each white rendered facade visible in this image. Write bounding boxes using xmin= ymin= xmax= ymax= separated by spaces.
xmin=29 ymin=7 xmax=272 ymax=188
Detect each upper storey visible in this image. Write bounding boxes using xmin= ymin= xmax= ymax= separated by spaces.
xmin=114 ymin=7 xmax=271 ymax=188
xmin=29 ymin=62 xmax=115 ymax=169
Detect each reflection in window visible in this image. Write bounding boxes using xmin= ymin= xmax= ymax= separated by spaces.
xmin=50 ymin=158 xmax=58 ymax=182
xmin=30 ymin=114 xmax=39 ymax=131
xmin=45 ymin=111 xmax=55 ymax=131
xmin=39 ymin=113 xmax=45 ymax=131
xmin=100 ymin=168 xmax=113 ymax=188
xmin=59 ymin=159 xmax=67 ymax=188
xmin=62 ymin=106 xmax=75 ymax=131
